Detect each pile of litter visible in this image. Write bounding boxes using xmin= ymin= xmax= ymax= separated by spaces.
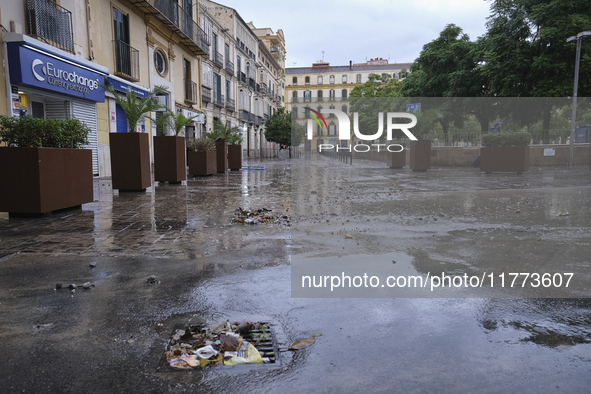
xmin=162 ymin=321 xmax=277 ymax=369
xmin=231 ymin=208 xmax=291 ymax=226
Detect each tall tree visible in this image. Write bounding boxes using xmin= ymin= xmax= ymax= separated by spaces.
xmin=264 ymin=107 xmax=305 ymax=147
xmin=480 ymin=0 xmax=591 ymax=141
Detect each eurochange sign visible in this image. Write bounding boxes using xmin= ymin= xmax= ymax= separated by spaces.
xmin=7 ymin=42 xmax=106 ymax=102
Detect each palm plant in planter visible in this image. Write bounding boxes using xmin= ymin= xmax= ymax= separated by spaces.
xmin=0 ymin=115 xmax=93 ymax=215
xmin=187 ymin=138 xmax=217 ymax=176
xmin=205 ymin=120 xmax=241 ymax=173
xmin=151 ymin=109 xmax=198 ymax=183
xmin=104 ymin=85 xmax=166 ymax=191
xmin=480 ymin=132 xmax=531 ymax=174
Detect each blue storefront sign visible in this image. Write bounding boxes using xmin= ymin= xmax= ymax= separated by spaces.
xmin=107 ymin=78 xmax=149 ymax=98
xmin=7 ymin=42 xmax=106 ymax=102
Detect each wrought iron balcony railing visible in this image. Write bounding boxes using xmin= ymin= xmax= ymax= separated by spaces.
xmin=226 ymin=98 xmax=236 ymax=112
xmin=239 ymin=72 xmax=246 ymax=83
xmin=25 ymin=0 xmax=74 ymax=53
xmin=214 ymin=93 xmax=224 ymax=107
xmin=247 ymin=78 xmax=255 ymax=90
xmin=202 ymin=86 xmax=212 ymax=103
xmin=255 ymin=116 xmax=262 ymax=126
xmin=225 ymin=60 xmax=234 ymax=75
xmin=260 ymin=83 xmax=267 ymax=95
xmin=131 ymin=0 xmax=209 ymax=56
xmin=214 ymin=51 xmax=223 ymax=68
xmin=184 ymin=79 xmax=197 ymax=104
xmin=290 ymin=96 xmax=298 ymax=103
xmin=113 ymin=40 xmax=140 ymax=82
xmin=239 ymin=110 xmax=251 ymax=122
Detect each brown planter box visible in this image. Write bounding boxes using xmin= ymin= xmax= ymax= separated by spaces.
xmin=188 ymin=151 xmax=217 ymax=176
xmin=0 ymin=147 xmax=93 ymax=214
xmin=387 ymin=149 xmax=406 ymax=168
xmin=216 ymin=141 xmax=228 ymax=173
xmin=109 ymin=133 xmax=151 ymax=191
xmin=410 ymin=140 xmax=431 ymax=171
xmin=480 ymin=146 xmax=529 ymax=173
xmin=154 ymin=136 xmax=186 ymax=182
xmin=228 ymin=144 xmax=242 ymax=170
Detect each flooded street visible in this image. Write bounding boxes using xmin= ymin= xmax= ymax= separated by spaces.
xmin=0 ymin=155 xmax=590 ymax=392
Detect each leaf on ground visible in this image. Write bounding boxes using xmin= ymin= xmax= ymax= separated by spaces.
xmin=289 ymin=336 xmax=315 ymax=350
xmin=312 ymin=333 xmax=322 ymax=337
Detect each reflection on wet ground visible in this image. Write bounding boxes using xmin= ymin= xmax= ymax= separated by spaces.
xmin=0 ymin=155 xmax=589 ymax=392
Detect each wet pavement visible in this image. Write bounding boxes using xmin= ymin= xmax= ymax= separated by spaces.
xmin=0 ymin=155 xmax=590 ymax=392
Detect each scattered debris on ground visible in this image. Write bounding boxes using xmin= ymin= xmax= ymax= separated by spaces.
xmin=147 ymin=275 xmax=160 ymax=285
xmin=231 ymin=208 xmax=291 ymax=226
xmin=161 ymin=321 xmax=278 ymax=370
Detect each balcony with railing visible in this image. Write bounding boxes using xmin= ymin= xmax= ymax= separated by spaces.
xmin=202 ymin=86 xmax=212 ymax=103
xmin=247 ymin=78 xmax=255 ymax=90
xmin=260 ymin=83 xmax=268 ymax=95
xmin=255 ymin=83 xmax=260 ymax=93
xmin=213 ymin=51 xmax=223 ymax=68
xmin=113 ymin=40 xmax=140 ymax=82
xmin=25 ymin=0 xmax=74 ymax=53
xmin=184 ymin=79 xmax=197 ymax=104
xmin=225 ymin=59 xmax=234 ymax=75
xmin=290 ymin=96 xmax=298 ymax=103
xmin=255 ymin=116 xmax=262 ymax=126
xmin=130 ymin=0 xmax=209 ymax=56
xmin=239 ymin=72 xmax=246 ymax=83
xmin=226 ymin=98 xmax=236 ymax=112
xmin=213 ymin=93 xmax=224 ymax=108
xmin=239 ymin=109 xmax=251 ymax=122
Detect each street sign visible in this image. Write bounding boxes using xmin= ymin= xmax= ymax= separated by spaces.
xmin=406 ymin=103 xmax=421 ymax=113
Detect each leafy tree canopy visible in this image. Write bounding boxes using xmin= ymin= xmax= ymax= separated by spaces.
xmin=264 ymin=107 xmax=305 ymax=147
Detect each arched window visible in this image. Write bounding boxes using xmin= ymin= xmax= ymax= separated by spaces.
xmin=342 ymin=75 xmax=347 ymax=83
xmin=317 ymin=90 xmax=323 ymax=101
xmin=328 ymin=122 xmax=336 ymax=136
xmin=329 ymin=90 xmax=335 ymax=101
xmin=317 ymin=105 xmax=322 ymax=115
xmin=342 ymin=105 xmax=347 ymax=113
xmin=304 ymin=90 xmax=311 ymax=102
xmin=305 ymin=76 xmax=310 ymax=85
xmin=342 ymin=89 xmax=348 ymax=100
xmin=329 ymin=105 xmax=335 ymax=117
xmin=292 ymin=106 xmax=298 ymax=118
xmin=318 ymin=76 xmax=323 ymax=84
xmin=356 ymin=74 xmax=361 ymax=83
xmin=304 ymin=107 xmax=310 ymax=118
xmin=292 ymin=91 xmax=297 ymax=102
xmin=292 ymin=76 xmax=297 ymax=85
xmin=317 ymin=123 xmax=323 ymax=136
xmin=329 ymin=75 xmax=335 ymax=84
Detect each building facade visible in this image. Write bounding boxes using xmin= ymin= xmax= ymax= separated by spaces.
xmin=285 ymin=59 xmax=412 ymax=150
xmin=1 ymin=0 xmax=285 ymax=178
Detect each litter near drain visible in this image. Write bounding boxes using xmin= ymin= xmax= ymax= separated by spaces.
xmin=157 ymin=321 xmax=280 ymax=371
xmin=232 ymin=208 xmax=291 ymax=226
xmin=241 ymin=165 xmax=265 ymax=171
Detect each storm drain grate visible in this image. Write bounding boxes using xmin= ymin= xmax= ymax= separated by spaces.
xmin=157 ymin=321 xmax=280 ymax=371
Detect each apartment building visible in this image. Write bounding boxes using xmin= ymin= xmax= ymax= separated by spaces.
xmin=198 ymin=2 xmax=238 ymax=139
xmin=285 ymin=59 xmax=412 ymax=150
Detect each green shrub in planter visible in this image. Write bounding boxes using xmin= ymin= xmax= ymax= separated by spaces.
xmin=482 ymin=132 xmax=531 ymax=147
xmin=0 ymin=115 xmax=90 ymax=148
xmin=188 ymin=138 xmax=216 ymax=152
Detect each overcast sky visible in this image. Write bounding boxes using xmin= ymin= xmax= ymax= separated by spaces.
xmin=215 ymin=0 xmax=493 ymax=68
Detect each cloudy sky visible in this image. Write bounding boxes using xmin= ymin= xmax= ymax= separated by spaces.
xmin=214 ymin=0 xmax=493 ymax=68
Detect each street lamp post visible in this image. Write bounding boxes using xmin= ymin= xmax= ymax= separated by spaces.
xmin=566 ymin=31 xmax=591 ymax=167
